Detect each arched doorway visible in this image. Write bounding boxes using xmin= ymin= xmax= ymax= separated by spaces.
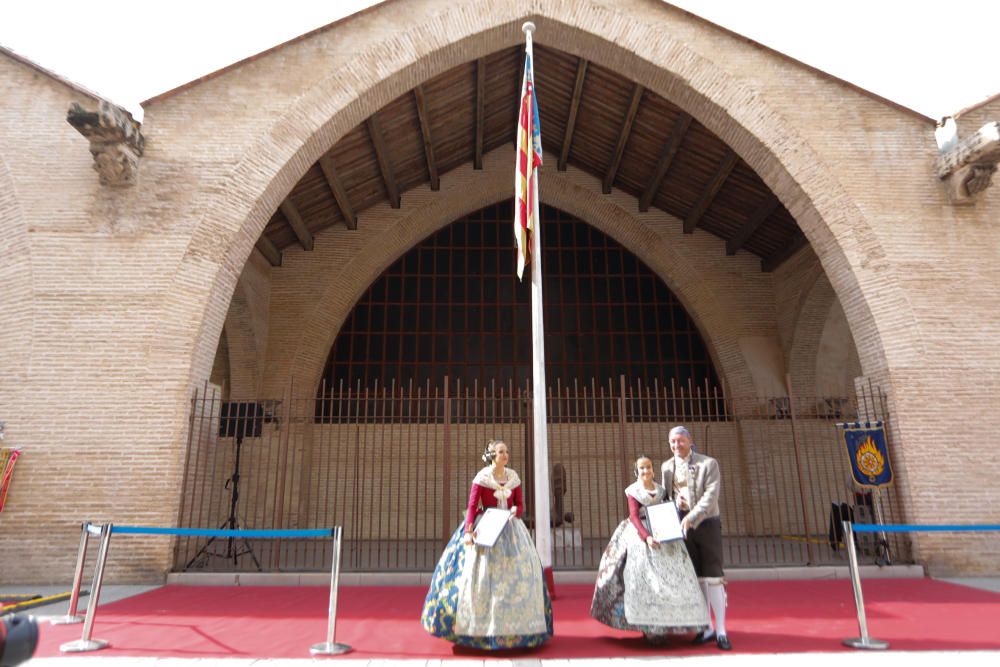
xmin=158 ymin=0 xmax=920 ymax=579
xmin=175 ymin=203 xmax=910 ymax=573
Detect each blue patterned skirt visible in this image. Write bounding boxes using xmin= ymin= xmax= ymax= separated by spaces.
xmin=421 ymin=519 xmax=553 ymax=649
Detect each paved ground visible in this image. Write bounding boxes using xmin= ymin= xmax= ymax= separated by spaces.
xmin=18 ymin=652 xmax=1000 ymax=666
xmin=6 ymin=578 xmax=999 ymax=666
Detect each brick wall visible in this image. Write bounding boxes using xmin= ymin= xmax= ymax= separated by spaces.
xmin=2 ymin=0 xmax=999 ymax=582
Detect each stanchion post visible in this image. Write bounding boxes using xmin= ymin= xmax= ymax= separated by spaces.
xmin=841 ymin=520 xmax=888 ymax=650
xmin=51 ymin=521 xmax=98 ymax=625
xmin=871 ymin=488 xmax=892 ymax=565
xmin=60 ymin=522 xmax=113 ymax=653
xmin=310 ymin=526 xmax=352 ymax=656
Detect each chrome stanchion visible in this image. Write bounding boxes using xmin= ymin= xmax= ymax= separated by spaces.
xmin=60 ymin=522 xmax=113 ymax=652
xmin=871 ymin=488 xmax=893 ymax=565
xmin=51 ymin=522 xmax=100 ymax=625
xmin=310 ymin=526 xmax=352 ymax=656
xmin=841 ymin=521 xmax=889 ymax=649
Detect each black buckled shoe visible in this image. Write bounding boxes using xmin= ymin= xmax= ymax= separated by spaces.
xmin=692 ymin=630 xmax=715 ymax=645
xmin=716 ymin=634 xmax=732 ymax=651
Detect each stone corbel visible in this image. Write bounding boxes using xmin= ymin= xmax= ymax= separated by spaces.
xmin=67 ymin=101 xmax=145 ymax=187
xmin=934 ymin=120 xmax=1000 ymax=205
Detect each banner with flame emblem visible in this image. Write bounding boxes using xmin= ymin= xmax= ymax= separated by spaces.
xmin=838 ymin=421 xmax=893 ymax=488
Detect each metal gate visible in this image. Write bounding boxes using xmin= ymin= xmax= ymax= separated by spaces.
xmin=173 ymin=378 xmax=910 ymax=572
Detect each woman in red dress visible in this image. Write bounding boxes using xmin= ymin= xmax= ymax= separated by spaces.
xmin=421 ymin=439 xmax=553 ymax=649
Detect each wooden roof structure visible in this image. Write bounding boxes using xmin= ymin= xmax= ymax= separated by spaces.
xmin=257 ymin=44 xmax=806 ymax=272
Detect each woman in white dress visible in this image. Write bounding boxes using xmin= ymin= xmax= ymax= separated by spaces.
xmin=590 ymin=455 xmax=709 ymax=642
xmin=421 ymin=439 xmax=553 ymax=649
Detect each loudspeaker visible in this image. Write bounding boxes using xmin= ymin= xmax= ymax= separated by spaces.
xmin=218 ymin=402 xmax=264 ymax=439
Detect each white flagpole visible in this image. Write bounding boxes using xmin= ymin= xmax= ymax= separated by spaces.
xmin=523 ymin=21 xmax=553 ymax=590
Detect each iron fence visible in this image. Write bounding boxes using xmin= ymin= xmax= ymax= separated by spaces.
xmin=173 ymin=377 xmax=910 ymax=572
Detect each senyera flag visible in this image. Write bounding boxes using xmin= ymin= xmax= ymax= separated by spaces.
xmin=514 ymin=52 xmax=543 ymax=281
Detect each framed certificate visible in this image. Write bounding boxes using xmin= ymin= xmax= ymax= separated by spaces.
xmin=474 ymin=508 xmax=512 ymax=547
xmin=646 ymin=502 xmax=684 ymax=542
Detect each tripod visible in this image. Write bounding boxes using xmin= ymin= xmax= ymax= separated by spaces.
xmin=186 ymin=430 xmax=262 ymax=571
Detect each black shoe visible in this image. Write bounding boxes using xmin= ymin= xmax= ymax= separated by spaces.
xmin=716 ymin=634 xmax=732 ymax=651
xmin=643 ymin=632 xmax=669 ymax=646
xmin=692 ymin=630 xmax=716 ymax=645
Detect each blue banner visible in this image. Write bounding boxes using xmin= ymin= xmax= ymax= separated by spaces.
xmin=839 ymin=422 xmax=893 ymax=488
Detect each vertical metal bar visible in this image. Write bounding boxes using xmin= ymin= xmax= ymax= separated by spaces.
xmin=732 ymin=403 xmax=753 ymax=566
xmin=617 ymin=375 xmax=630 ymax=488
xmin=419 ymin=380 xmax=430 ymax=569
xmin=317 ymin=382 xmax=331 ymax=570
xmin=643 ymin=378 xmax=656 ymax=458
xmin=841 ymin=521 xmax=889 ymax=649
xmin=771 ymin=395 xmax=787 ymax=564
xmin=678 ymin=383 xmax=688 ymax=423
xmin=60 ymin=523 xmax=112 ymax=652
xmin=273 ymin=386 xmax=294 ymax=570
xmin=404 ymin=378 xmax=414 ymax=570
xmin=370 ymin=381 xmax=383 ymax=569
xmin=173 ymin=387 xmax=199 ymax=569
xmin=868 ymin=379 xmax=894 ymax=563
xmin=185 ymin=385 xmax=209 ymax=566
xmin=624 ymin=377 xmax=638 ymax=465
xmin=598 ymin=379 xmax=613 ymax=559
xmin=363 ymin=382 xmax=376 ymax=569
xmin=310 ymin=527 xmax=352 ymax=655
xmin=565 ymin=379 xmax=576 ymax=567
xmin=206 ymin=388 xmax=227 ymax=566
xmin=441 ymin=377 xmax=452 ymax=546
xmin=376 ymin=381 xmax=390 ymax=569
xmin=553 ymin=380 xmax=564 ymax=567
xmin=751 ymin=398 xmax=774 ymax=563
xmin=785 ymin=374 xmax=816 ymax=563
xmin=51 ymin=522 xmax=93 ymax=624
xmin=693 ymin=379 xmax=704 ymax=425
xmin=333 ymin=381 xmax=346 ymax=568
xmin=349 ymin=380 xmax=363 ymax=570
xmin=580 ymin=378 xmax=592 ymax=567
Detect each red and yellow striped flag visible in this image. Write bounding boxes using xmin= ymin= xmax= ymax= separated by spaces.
xmin=514 ymin=52 xmax=543 ymax=281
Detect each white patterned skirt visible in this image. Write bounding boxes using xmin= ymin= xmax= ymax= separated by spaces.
xmin=590 ymin=519 xmax=709 ymax=638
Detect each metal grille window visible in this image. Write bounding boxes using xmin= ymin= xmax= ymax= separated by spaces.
xmin=318 ymin=203 xmax=719 ymax=411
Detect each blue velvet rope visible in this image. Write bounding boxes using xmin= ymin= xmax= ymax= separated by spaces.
xmin=851 ymin=524 xmax=1000 ymax=533
xmin=110 ymin=526 xmax=335 ymax=538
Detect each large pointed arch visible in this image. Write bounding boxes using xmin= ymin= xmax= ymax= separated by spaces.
xmin=157 ymin=0 xmax=921 ymax=443
xmin=266 ymin=157 xmax=760 ymax=397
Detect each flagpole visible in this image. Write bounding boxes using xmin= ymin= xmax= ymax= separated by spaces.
xmin=522 ymin=20 xmax=554 ymax=595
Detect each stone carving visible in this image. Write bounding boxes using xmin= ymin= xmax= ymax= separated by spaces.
xmin=67 ymin=101 xmax=145 ymax=187
xmin=934 ymin=120 xmax=1000 ymax=204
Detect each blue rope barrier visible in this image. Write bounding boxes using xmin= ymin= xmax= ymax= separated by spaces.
xmin=110 ymin=526 xmax=335 ymax=538
xmin=852 ymin=523 xmax=1000 ymax=533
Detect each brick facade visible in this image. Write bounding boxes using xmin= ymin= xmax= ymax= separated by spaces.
xmin=1 ymin=0 xmax=998 ymax=582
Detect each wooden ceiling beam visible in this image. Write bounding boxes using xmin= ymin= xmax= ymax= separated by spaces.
xmin=761 ymin=231 xmax=809 ymax=272
xmin=727 ymin=194 xmax=779 ymax=255
xmin=638 ymin=111 xmax=691 ymax=212
xmin=413 ymin=85 xmax=440 ymax=191
xmin=558 ymin=58 xmax=588 ymax=172
xmin=475 ymin=58 xmax=485 ymax=170
xmin=683 ymin=149 xmax=738 ymax=233
xmin=366 ymin=115 xmax=400 ymax=209
xmin=318 ymin=154 xmax=357 ymax=230
xmin=602 ymin=83 xmax=644 ymax=194
xmin=279 ymin=199 xmax=314 ymax=251
xmin=255 ymin=235 xmax=281 ymax=267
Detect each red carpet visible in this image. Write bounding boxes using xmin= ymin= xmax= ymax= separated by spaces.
xmin=35 ymin=579 xmax=1000 ymax=659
